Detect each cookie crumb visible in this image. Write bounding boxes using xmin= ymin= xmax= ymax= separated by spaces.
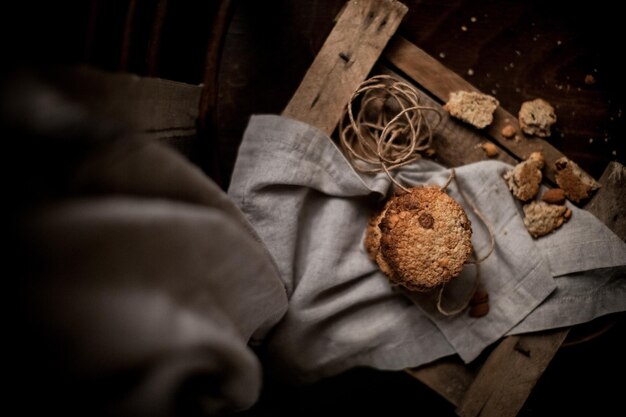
xmin=518 ymin=99 xmax=557 ymax=137
xmin=523 ymin=201 xmax=571 ymax=238
xmin=584 ymin=74 xmax=596 ymax=85
xmin=444 ymin=91 xmax=499 ymax=129
xmin=554 ymin=157 xmax=601 ymax=202
xmin=504 ymin=152 xmax=544 ymax=201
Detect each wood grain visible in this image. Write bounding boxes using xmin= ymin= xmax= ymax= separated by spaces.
xmin=282 ymin=0 xmax=408 ymax=135
xmin=405 ymin=357 xmax=476 ymax=406
xmin=383 ymin=39 xmax=625 ymax=415
xmin=584 ymin=162 xmax=626 ymax=240
xmin=456 ymin=330 xmax=570 ymax=417
xmin=408 ymin=159 xmax=625 ymax=415
xmin=377 ymin=65 xmax=518 ymax=167
xmin=383 ymin=36 xmax=592 ymax=187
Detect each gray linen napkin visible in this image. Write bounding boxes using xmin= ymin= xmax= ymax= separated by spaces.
xmin=229 ymin=114 xmax=626 ymax=381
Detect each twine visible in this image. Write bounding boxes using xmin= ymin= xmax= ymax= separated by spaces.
xmin=339 ymin=74 xmax=442 ymax=193
xmin=340 ymin=75 xmax=495 ymax=317
xmin=436 ymin=170 xmax=496 ymax=316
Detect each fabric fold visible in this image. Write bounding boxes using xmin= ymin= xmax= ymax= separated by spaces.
xmin=229 ymin=114 xmax=626 ymax=380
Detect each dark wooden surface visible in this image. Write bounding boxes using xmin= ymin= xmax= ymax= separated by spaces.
xmin=5 ymin=1 xmax=623 ymax=415
xmin=217 ymin=0 xmax=623 ymax=188
xmin=218 ymin=1 xmax=625 ymax=416
xmin=282 ymin=0 xmax=408 ymax=134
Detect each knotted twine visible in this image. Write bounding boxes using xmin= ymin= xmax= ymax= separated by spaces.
xmin=339 ymin=74 xmax=495 ymax=316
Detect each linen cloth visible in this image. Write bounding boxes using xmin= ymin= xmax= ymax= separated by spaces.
xmin=229 ymin=114 xmax=626 ymax=382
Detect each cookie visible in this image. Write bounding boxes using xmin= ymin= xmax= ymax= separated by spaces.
xmin=364 ymin=186 xmax=473 ymax=291
xmin=503 ymin=151 xmax=545 ymax=201
xmin=523 ymin=201 xmax=572 ymax=238
xmin=554 ymin=157 xmax=600 ymax=203
xmin=444 ymin=91 xmax=499 ymax=129
xmin=518 ymin=98 xmax=557 ymax=137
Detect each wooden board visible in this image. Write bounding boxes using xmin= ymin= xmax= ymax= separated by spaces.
xmin=455 ymin=330 xmax=569 ymax=417
xmin=584 ymin=162 xmax=626 ymax=240
xmin=376 ymin=65 xmax=517 ymax=168
xmin=383 ymin=36 xmax=596 ymax=187
xmin=282 ymin=0 xmax=408 ymax=134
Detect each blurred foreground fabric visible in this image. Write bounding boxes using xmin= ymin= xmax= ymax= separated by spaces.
xmin=4 ymin=72 xmax=287 ymax=416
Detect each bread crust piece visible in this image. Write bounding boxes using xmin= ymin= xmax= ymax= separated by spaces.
xmin=554 ymin=157 xmax=601 ymax=203
xmin=518 ymin=98 xmax=557 ymax=137
xmin=523 ymin=201 xmax=571 ymax=238
xmin=444 ymin=91 xmax=499 ymax=129
xmin=364 ymin=186 xmax=473 ymax=292
xmin=503 ymin=151 xmax=545 ymax=201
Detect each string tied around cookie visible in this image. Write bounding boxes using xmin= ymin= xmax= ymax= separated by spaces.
xmin=339 ymin=74 xmax=442 ymax=193
xmin=436 ymin=169 xmax=496 ymax=316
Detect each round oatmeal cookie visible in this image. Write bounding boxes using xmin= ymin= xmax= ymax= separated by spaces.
xmin=365 ymin=186 xmax=473 ymax=291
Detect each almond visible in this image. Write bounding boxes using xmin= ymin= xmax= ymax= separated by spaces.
xmin=469 ymin=302 xmax=489 ymax=318
xmin=541 ymin=188 xmax=566 ymax=205
xmin=480 ymin=142 xmax=499 ymax=158
xmin=470 ymin=289 xmax=489 ymax=306
xmin=501 ymin=124 xmax=516 ymax=138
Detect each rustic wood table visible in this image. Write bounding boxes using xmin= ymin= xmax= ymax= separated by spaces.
xmin=216 ymin=1 xmax=625 ymax=416
xmin=217 ymin=0 xmax=623 ymax=188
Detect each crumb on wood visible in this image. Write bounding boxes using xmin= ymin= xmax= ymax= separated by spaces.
xmin=584 ymin=74 xmax=596 ymax=85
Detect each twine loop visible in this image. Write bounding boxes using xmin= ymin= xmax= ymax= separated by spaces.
xmin=339 ymin=74 xmax=442 ymax=193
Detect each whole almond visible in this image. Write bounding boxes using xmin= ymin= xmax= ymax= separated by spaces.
xmin=480 ymin=142 xmax=499 ymax=158
xmin=501 ymin=124 xmax=516 ymax=138
xmin=470 ymin=289 xmax=489 ymax=306
xmin=469 ymin=302 xmax=489 ymax=318
xmin=542 ymin=188 xmax=566 ymax=204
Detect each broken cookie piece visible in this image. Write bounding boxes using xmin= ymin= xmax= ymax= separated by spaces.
xmin=554 ymin=157 xmax=601 ymax=203
xmin=518 ymin=98 xmax=557 ymax=137
xmin=503 ymin=152 xmax=545 ymax=201
xmin=523 ymin=201 xmax=572 ymax=238
xmin=444 ymin=91 xmax=499 ymax=129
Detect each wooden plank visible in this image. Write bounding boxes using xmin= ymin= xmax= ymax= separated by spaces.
xmin=382 ymin=40 xmax=625 ymax=414
xmin=383 ymin=36 xmax=595 ymax=186
xmin=456 ymin=330 xmax=570 ymax=417
xmin=416 ymin=160 xmax=624 ymax=416
xmin=584 ymin=162 xmax=626 ymax=240
xmin=405 ymin=357 xmax=476 ymax=406
xmin=51 ymin=66 xmax=201 ymax=142
xmin=282 ymin=0 xmax=408 ymax=135
xmin=377 ymin=65 xmax=518 ymax=167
